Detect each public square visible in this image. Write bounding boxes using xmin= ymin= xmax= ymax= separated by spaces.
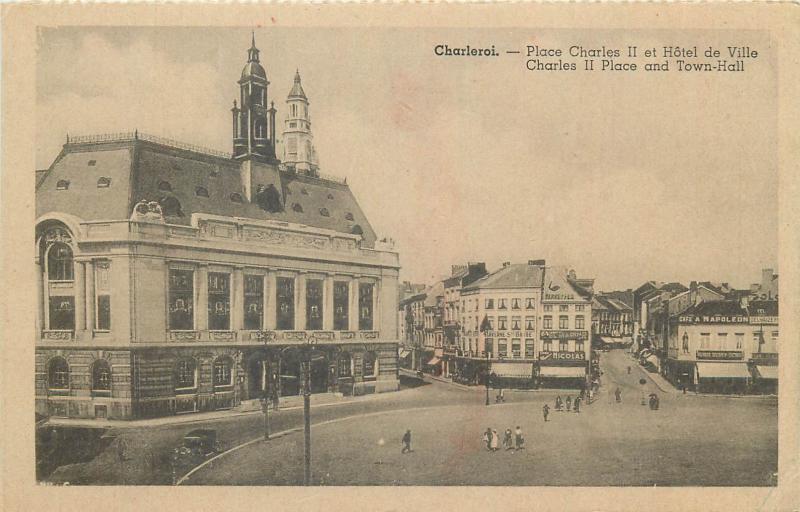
xmin=181 ymin=350 xmax=777 ymax=487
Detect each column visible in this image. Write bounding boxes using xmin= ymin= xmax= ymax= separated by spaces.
xmin=36 ymin=261 xmax=44 ymax=334
xmin=265 ymin=270 xmax=276 ymax=330
xmin=295 ymin=272 xmax=306 ymax=331
xmin=373 ymin=280 xmax=381 ymax=332
xmin=349 ymin=277 xmax=359 ymax=331
xmin=323 ymin=274 xmax=334 ymax=330
xmin=85 ymin=260 xmax=95 ymax=333
xmin=232 ymin=267 xmax=244 ymax=331
xmin=196 ymin=265 xmax=209 ymax=331
xmin=74 ymin=261 xmax=86 ymax=334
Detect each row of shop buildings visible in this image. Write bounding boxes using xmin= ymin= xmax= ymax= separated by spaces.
xmin=632 ymin=270 xmax=779 ymax=394
xmin=399 ymin=260 xmax=600 ymax=389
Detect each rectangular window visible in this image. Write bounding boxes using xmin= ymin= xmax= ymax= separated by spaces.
xmin=543 ymin=304 xmax=553 ymax=312
xmin=543 ymin=340 xmax=553 ymax=352
xmin=95 ymin=261 xmax=111 ymax=331
xmin=525 ymin=316 xmax=535 ymax=330
xmin=543 ymin=316 xmax=553 ymax=329
xmin=511 ymin=316 xmax=521 ymax=330
xmin=306 ymin=279 xmax=323 ymax=330
xmin=559 ymin=305 xmax=569 ymax=312
xmin=525 ymin=339 xmax=535 ymax=358
xmin=511 ymin=339 xmax=521 ymax=358
xmin=485 ymin=298 xmax=494 ymax=309
xmin=525 ymin=298 xmax=535 ymax=310
xmin=498 ymin=339 xmax=508 ymax=357
xmin=559 ymin=315 xmax=569 ymax=329
xmin=208 ymin=273 xmax=231 ymax=331
xmin=559 ymin=340 xmax=568 ymax=352
xmin=735 ymin=333 xmax=744 ymax=349
xmin=338 ymin=355 xmax=352 ymax=377
xmin=276 ymin=277 xmax=295 ymax=330
xmin=575 ymin=304 xmax=585 ymax=312
xmin=498 ymin=316 xmax=508 ymax=330
xmin=716 ymin=332 xmax=728 ymax=349
xmin=700 ymin=333 xmax=710 ymax=349
xmin=576 ymin=340 xmax=585 ymax=353
xmin=359 ymin=283 xmax=374 ymax=330
xmin=498 ymin=299 xmax=507 ymax=310
xmin=49 ymin=296 xmax=75 ymax=330
xmin=575 ymin=315 xmax=585 ymax=330
xmin=244 ymin=275 xmax=264 ymax=330
xmin=753 ymin=333 xmax=762 ymax=352
xmin=334 ymin=281 xmax=349 ymax=330
xmin=511 ymin=298 xmax=521 ymax=310
xmin=487 ymin=316 xmax=495 ymax=330
xmin=168 ymin=269 xmax=194 ymax=330
xmin=485 ymin=338 xmax=493 ymax=356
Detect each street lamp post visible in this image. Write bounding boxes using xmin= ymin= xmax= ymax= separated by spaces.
xmin=280 ymin=335 xmax=318 ymax=486
xmin=485 ymin=352 xmax=490 ymax=406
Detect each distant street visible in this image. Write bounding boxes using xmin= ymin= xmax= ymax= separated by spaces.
xmin=180 ymin=350 xmax=777 ymax=486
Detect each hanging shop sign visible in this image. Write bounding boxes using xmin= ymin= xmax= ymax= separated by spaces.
xmin=696 ymin=350 xmax=744 ymax=360
xmin=540 ymin=330 xmax=589 ymax=340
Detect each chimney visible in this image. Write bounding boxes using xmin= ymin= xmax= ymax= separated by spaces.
xmin=689 ymin=281 xmax=698 ymax=305
xmin=762 ymin=268 xmax=773 ymax=288
xmin=568 ymin=269 xmax=577 ymax=280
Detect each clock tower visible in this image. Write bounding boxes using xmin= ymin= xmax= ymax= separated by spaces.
xmin=232 ymin=34 xmax=277 ymax=161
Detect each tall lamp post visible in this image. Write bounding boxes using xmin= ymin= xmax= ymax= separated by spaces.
xmin=485 ymin=352 xmax=491 ymax=406
xmin=259 ymin=331 xmax=278 ymax=441
xmin=281 ymin=335 xmax=320 ymax=486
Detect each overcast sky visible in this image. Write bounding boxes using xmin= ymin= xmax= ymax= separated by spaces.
xmin=36 ymin=27 xmax=778 ymax=291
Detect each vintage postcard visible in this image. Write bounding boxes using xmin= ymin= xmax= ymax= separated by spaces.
xmin=2 ymin=2 xmax=799 ymax=511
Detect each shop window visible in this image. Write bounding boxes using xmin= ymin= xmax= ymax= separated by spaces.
xmin=56 ymin=180 xmax=70 ymax=190
xmin=334 ymin=281 xmax=349 ymax=330
xmin=485 ymin=338 xmax=494 ymax=356
xmin=48 ymin=357 xmax=70 ymax=390
xmin=306 ymin=279 xmax=323 ymax=330
xmin=47 ymin=242 xmax=74 ymax=281
xmin=175 ymin=359 xmax=197 ymax=390
xmin=168 ymin=269 xmax=194 ymax=330
xmin=195 ymin=187 xmax=209 ymax=198
xmin=244 ymin=275 xmax=264 ymax=330
xmin=543 ymin=316 xmax=552 ymax=329
xmin=362 ymin=352 xmax=378 ymax=378
xmin=91 ymin=360 xmax=111 ymax=394
xmin=49 ymin=297 xmax=75 ymax=330
xmin=276 ymin=277 xmax=295 ymax=330
xmin=213 ymin=357 xmax=233 ymax=387
xmin=559 ymin=315 xmax=569 ymax=329
xmin=511 ymin=339 xmax=521 ymax=358
xmin=158 ymin=180 xmax=172 ymax=192
xmin=97 ymin=177 xmax=111 ymax=188
xmin=338 ymin=353 xmax=352 ymax=377
xmin=358 ymin=283 xmax=374 ymax=331
xmin=208 ymin=273 xmax=231 ymax=330
xmin=498 ymin=340 xmax=508 ymax=357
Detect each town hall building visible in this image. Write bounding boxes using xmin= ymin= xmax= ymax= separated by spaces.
xmin=35 ymin=37 xmax=401 ymax=420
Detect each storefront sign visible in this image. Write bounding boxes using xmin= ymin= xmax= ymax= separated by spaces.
xmin=679 ymin=314 xmax=748 ymax=324
xmin=696 ymin=350 xmax=744 ymax=360
xmin=540 ymin=330 xmax=589 ymax=340
xmin=483 ymin=331 xmax=535 ymax=338
xmin=749 ymin=316 xmax=778 ymax=325
xmin=544 ymin=293 xmax=575 ymax=301
xmin=539 ymin=351 xmax=586 ymax=361
xmin=750 ymin=352 xmax=778 ymax=364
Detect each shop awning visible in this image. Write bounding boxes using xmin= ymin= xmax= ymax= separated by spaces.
xmin=696 ymin=362 xmax=751 ymax=379
xmin=539 ymin=366 xmax=586 ymax=378
xmin=754 ymin=365 xmax=778 ymax=380
xmin=398 ymin=349 xmax=411 ymax=359
xmin=599 ymin=336 xmax=617 ymax=345
xmin=426 ymin=356 xmax=441 ymax=366
xmin=490 ymin=362 xmax=533 ymax=378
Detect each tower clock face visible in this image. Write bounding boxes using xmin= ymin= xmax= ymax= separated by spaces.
xmin=253 ymin=105 xmax=267 ymax=116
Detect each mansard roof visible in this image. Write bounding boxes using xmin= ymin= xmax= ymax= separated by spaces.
xmin=36 ymin=135 xmax=377 ymax=246
xmin=463 ymin=263 xmax=545 ymax=291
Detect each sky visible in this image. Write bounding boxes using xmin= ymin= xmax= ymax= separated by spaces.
xmin=36 ymin=27 xmax=778 ymax=291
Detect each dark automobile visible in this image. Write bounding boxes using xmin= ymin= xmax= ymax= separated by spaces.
xmin=182 ymin=429 xmax=217 ymax=455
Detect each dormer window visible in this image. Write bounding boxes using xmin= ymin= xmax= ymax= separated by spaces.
xmin=327 ymin=193 xmax=334 ymax=200
xmin=158 ymin=180 xmax=172 ymax=192
xmin=301 ymin=188 xmax=309 ymax=195
xmin=351 ymin=224 xmax=363 ymax=236
xmin=230 ymin=193 xmax=244 ymax=203
xmin=195 ymin=187 xmax=209 ymax=198
xmin=292 ymin=203 xmax=304 ymax=213
xmin=319 ymin=208 xmax=330 ymax=217
xmin=87 ymin=160 xmax=97 ymax=166
xmin=97 ymin=177 xmax=111 ymax=188
xmin=159 ymin=196 xmax=184 ymax=217
xmin=56 ymin=180 xmax=70 ymax=190
xmin=344 ymin=212 xmax=354 ymax=221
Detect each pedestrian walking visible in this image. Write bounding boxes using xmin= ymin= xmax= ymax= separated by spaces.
xmin=483 ymin=428 xmax=493 ymax=451
xmin=588 ymin=388 xmax=594 ymax=403
xmin=574 ymin=396 xmax=581 ymax=413
xmin=401 ymin=429 xmax=413 ymax=453
xmin=627 ymin=366 xmax=631 ymax=374
xmin=542 ymin=404 xmax=550 ymax=422
xmin=116 ymin=437 xmax=127 ymax=463
xmin=503 ymin=429 xmax=513 ymax=451
xmin=555 ymin=396 xmax=563 ymax=412
xmin=614 ymin=387 xmax=622 ymax=403
xmin=566 ymin=395 xmax=572 ymax=412
xmin=515 ymin=426 xmax=525 ymax=449
xmin=490 ymin=429 xmax=499 ymax=451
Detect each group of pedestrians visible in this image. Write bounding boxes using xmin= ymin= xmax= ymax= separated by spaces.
xmin=483 ymin=426 xmax=525 ymax=452
xmin=552 ymin=393 xmax=584 ymax=414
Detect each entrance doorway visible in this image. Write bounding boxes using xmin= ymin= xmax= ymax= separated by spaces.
xmin=280 ymin=358 xmax=302 ymax=396
xmin=247 ymin=357 xmax=265 ymax=400
xmin=309 ymin=356 xmax=328 ymax=393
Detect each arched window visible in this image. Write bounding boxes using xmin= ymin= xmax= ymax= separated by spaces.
xmin=159 ymin=196 xmax=184 ymax=217
xmin=230 ymin=193 xmax=244 ymax=203
xmin=48 ymin=357 xmax=69 ymax=390
xmin=158 ymin=180 xmax=172 ymax=192
xmin=344 ymin=212 xmax=354 ymax=221
xmin=319 ymin=208 xmax=330 ymax=217
xmin=362 ymin=352 xmax=378 ymax=379
xmin=213 ymin=357 xmax=233 ymax=388
xmin=351 ymin=224 xmax=364 ymax=236
xmin=97 ymin=177 xmax=111 ymax=188
xmin=256 ymin=185 xmax=282 ymax=213
xmin=175 ymin=358 xmax=197 ymax=391
xmin=255 ymin=120 xmax=265 ymax=138
xmin=292 ymin=203 xmax=304 ymax=213
xmin=338 ymin=352 xmax=352 ymax=378
xmin=56 ymin=180 xmax=70 ymax=190
xmin=47 ymin=242 xmax=74 ymax=281
xmin=91 ymin=360 xmax=111 ymax=394
xmin=195 ymin=187 xmax=209 ymax=198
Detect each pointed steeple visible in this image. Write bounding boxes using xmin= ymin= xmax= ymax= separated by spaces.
xmin=247 ymin=31 xmax=260 ymax=63
xmin=288 ymin=69 xmax=307 ymax=99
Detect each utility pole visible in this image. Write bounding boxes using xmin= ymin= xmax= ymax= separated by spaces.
xmin=302 ymin=356 xmax=311 ymax=485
